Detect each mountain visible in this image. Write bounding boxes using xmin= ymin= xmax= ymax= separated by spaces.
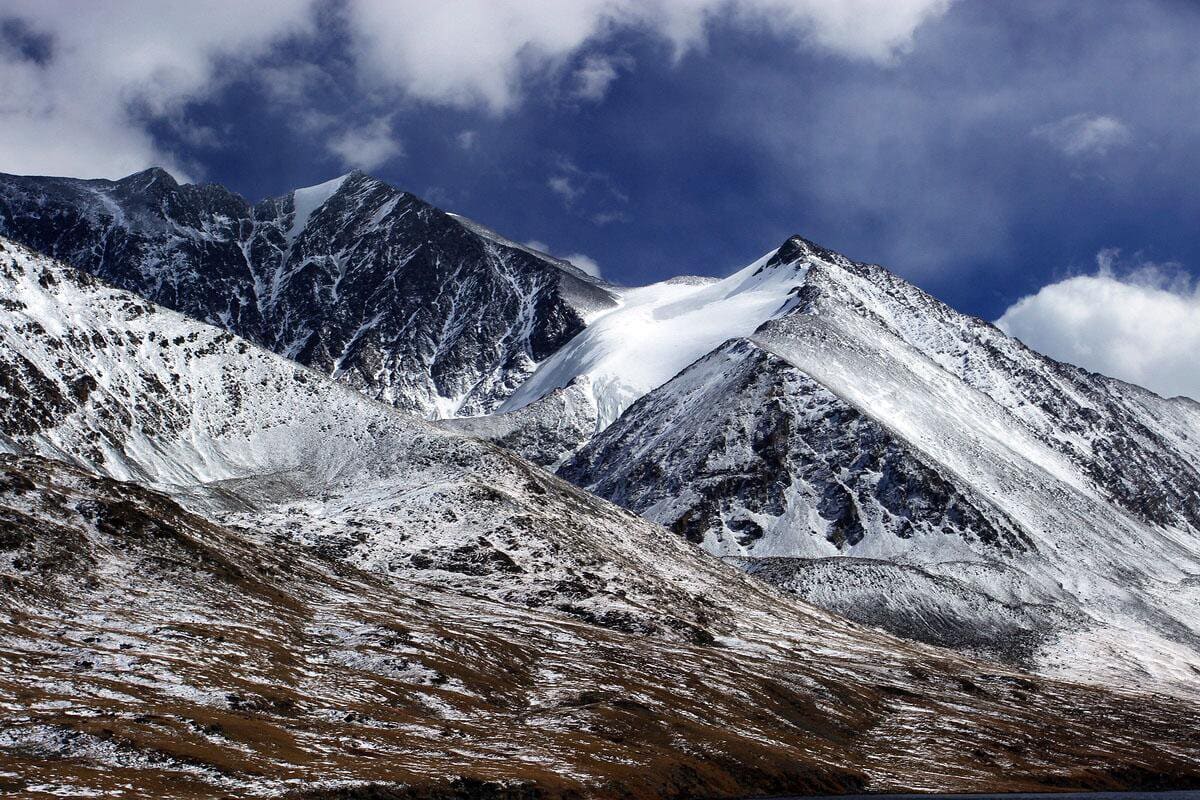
xmin=0 ymin=168 xmax=617 ymax=418
xmin=498 ymin=252 xmax=803 ymax=433
xmin=562 ymin=236 xmax=1200 ymax=696
xmin=5 ymin=237 xmax=1200 ymax=798
xmin=0 ymin=235 xmax=730 ymax=642
xmin=6 ymin=163 xmax=1200 ymax=699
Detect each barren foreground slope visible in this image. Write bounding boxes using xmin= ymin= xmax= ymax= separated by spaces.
xmin=5 ymin=454 xmax=1200 ymax=799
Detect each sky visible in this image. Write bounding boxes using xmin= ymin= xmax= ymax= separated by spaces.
xmin=1 ymin=0 xmax=1198 ymax=399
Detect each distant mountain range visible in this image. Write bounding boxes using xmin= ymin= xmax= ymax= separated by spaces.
xmin=2 ymin=168 xmax=1200 ymax=797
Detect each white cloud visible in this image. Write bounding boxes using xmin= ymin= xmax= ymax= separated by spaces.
xmin=0 ymin=1 xmax=315 ymax=179
xmin=564 ymin=252 xmax=603 ymax=278
xmin=327 ymin=117 xmax=403 ymax=170
xmin=547 ymin=175 xmax=582 ymax=202
xmin=1032 ymin=113 xmax=1132 ymax=158
xmin=525 ymin=240 xmax=603 ymax=278
xmin=724 ymin=0 xmax=955 ymax=62
xmin=996 ymin=250 xmax=1200 ymax=400
xmin=344 ymin=0 xmax=956 ymax=112
xmin=0 ymin=1 xmax=953 ymax=180
xmin=571 ymin=54 xmax=628 ymax=101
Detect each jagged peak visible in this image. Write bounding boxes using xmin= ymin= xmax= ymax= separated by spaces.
xmin=342 ymin=168 xmax=377 ymax=183
xmin=117 ymin=166 xmax=179 ymax=190
xmin=767 ymin=234 xmax=843 ymax=268
xmin=332 ymin=169 xmax=400 ymax=196
xmin=292 ymin=172 xmax=356 ymax=197
xmin=749 ymin=235 xmax=855 ymax=284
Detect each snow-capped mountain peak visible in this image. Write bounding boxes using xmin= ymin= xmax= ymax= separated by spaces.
xmin=560 ymin=233 xmax=1200 ymax=698
xmin=499 ymin=236 xmax=821 ymax=431
xmin=285 ymin=172 xmax=352 ymax=242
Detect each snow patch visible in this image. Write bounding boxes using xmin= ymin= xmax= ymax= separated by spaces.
xmin=500 ymin=246 xmax=808 ymax=430
xmin=287 ymin=174 xmax=350 ymax=243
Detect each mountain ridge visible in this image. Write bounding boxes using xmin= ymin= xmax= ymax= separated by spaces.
xmin=4 ymin=168 xmax=1200 ymax=698
xmin=0 ymin=167 xmax=618 ymax=418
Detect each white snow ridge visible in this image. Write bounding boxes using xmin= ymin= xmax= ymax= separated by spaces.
xmin=501 ymin=243 xmax=809 ymax=430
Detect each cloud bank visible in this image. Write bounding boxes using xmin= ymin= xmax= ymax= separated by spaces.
xmin=327 ymin=117 xmax=403 ymax=170
xmin=0 ymin=0 xmax=315 ymax=179
xmin=997 ymin=250 xmax=1200 ymax=401
xmin=0 ymin=0 xmax=953 ymax=178
xmin=345 ymin=0 xmax=953 ymax=111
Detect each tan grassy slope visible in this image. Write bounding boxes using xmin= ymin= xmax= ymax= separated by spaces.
xmin=3 ymin=453 xmax=1200 ymax=799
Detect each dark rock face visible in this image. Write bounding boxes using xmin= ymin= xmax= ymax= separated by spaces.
xmin=561 ymin=338 xmax=1028 ymax=555
xmin=0 ymin=168 xmax=614 ymax=416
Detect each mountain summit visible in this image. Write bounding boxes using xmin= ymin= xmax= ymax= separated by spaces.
xmin=0 ymin=168 xmax=617 ymax=417
xmin=561 ymin=234 xmax=1200 ymax=696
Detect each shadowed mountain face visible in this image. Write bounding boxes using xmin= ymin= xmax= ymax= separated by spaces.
xmin=0 ymin=168 xmax=616 ymax=418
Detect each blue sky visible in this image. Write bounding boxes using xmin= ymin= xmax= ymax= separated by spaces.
xmin=3 ymin=0 xmax=1199 ymax=397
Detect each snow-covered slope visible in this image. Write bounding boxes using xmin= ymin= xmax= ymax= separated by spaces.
xmin=0 ymin=168 xmax=618 ymax=418
xmin=0 ymin=236 xmax=740 ymax=641
xmin=9 ymin=454 xmax=1200 ymax=798
xmin=565 ymin=236 xmax=1200 ymax=696
xmin=500 ymin=245 xmax=809 ymax=431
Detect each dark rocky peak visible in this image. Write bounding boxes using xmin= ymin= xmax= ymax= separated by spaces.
xmin=111 ymin=169 xmax=252 ymax=232
xmin=257 ymin=170 xmax=440 ymax=247
xmin=114 ymin=166 xmax=179 ymax=192
xmin=312 ymin=170 xmax=412 ymax=222
xmin=0 ymin=167 xmax=614 ymax=417
xmin=762 ymin=234 xmax=847 ymax=272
